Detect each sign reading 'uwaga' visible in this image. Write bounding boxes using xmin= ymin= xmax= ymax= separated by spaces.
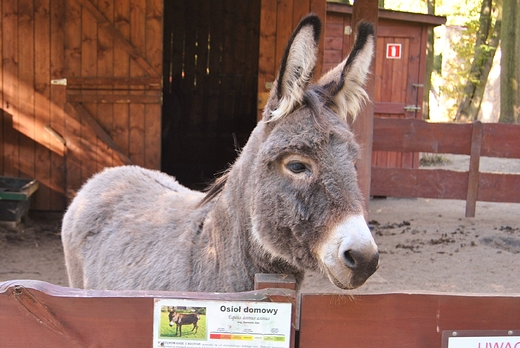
xmin=153 ymin=299 xmax=292 ymax=348
xmin=443 ymin=331 xmax=520 ymax=348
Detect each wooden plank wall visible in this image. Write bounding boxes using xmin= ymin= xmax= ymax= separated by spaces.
xmin=299 ymin=292 xmax=520 ymax=348
xmin=63 ymin=0 xmax=162 ymax=200
xmin=1 ymin=0 xmax=68 ymax=210
xmin=0 ymin=0 xmax=162 ymax=210
xmin=371 ymin=118 xmax=520 ymax=217
xmin=257 ymin=0 xmax=326 ymax=120
xmin=323 ymin=10 xmax=352 ymax=74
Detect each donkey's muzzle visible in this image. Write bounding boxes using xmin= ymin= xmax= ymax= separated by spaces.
xmin=319 ymin=214 xmax=379 ymax=289
xmin=342 ymin=249 xmax=379 ymax=288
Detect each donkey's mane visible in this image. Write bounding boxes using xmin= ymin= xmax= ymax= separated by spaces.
xmin=198 ymin=169 xmax=230 ymax=207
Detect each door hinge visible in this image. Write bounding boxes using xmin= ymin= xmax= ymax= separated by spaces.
xmin=51 ymin=78 xmax=67 ymax=86
xmin=404 ymin=105 xmax=421 ymax=112
xmin=412 ymin=83 xmax=424 ymax=88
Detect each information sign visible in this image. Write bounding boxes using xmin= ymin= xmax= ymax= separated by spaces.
xmin=153 ymin=299 xmax=292 ymax=348
xmin=443 ymin=330 xmax=520 ymax=348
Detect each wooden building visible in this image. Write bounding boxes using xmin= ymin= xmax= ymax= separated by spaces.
xmin=0 ymin=0 xmax=444 ymax=211
xmin=324 ymin=3 xmax=445 ymax=169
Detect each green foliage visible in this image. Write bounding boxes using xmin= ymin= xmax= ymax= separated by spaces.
xmin=384 ymin=0 xmax=498 ymax=120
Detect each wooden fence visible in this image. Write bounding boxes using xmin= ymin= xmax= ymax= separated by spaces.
xmin=1 ymin=275 xmax=519 ymax=348
xmin=371 ymin=118 xmax=520 ymax=217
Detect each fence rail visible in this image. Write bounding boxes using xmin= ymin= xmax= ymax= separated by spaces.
xmin=0 ymin=277 xmax=296 ymax=348
xmin=299 ymin=291 xmax=520 ymax=348
xmin=371 ymin=118 xmax=520 ymax=217
xmin=1 ymin=276 xmax=520 ymax=348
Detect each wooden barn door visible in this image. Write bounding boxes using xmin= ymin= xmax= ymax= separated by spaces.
xmin=161 ymin=0 xmax=261 ymax=189
xmin=161 ymin=0 xmax=326 ymax=189
xmin=62 ymin=0 xmax=162 ymax=198
xmin=1 ymin=0 xmax=71 ymax=210
xmin=372 ymin=21 xmax=426 ymax=169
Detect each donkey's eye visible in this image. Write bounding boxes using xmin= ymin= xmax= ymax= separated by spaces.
xmin=286 ymin=161 xmax=308 ymax=174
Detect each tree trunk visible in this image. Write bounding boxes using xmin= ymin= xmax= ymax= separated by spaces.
xmin=423 ymin=0 xmax=436 ymax=120
xmin=456 ymin=0 xmax=502 ymax=122
xmin=500 ymin=0 xmax=520 ymax=123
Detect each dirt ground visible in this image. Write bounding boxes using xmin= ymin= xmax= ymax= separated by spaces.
xmin=1 ymin=154 xmax=519 ymax=295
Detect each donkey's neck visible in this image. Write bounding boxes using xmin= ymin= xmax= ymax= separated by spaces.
xmin=191 ymin=126 xmax=303 ymax=292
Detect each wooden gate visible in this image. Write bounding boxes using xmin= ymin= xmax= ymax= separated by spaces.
xmin=1 ymin=0 xmax=68 ymax=210
xmin=62 ymin=0 xmax=162 ymax=198
xmin=0 ymin=0 xmax=162 ymax=209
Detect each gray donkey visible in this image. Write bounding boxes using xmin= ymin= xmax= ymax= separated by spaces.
xmin=61 ymin=14 xmax=379 ymax=292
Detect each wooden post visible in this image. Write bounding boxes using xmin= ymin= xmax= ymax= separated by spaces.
xmin=254 ymin=273 xmax=297 ymax=290
xmin=351 ymin=0 xmax=379 ymax=216
xmin=254 ymin=274 xmax=297 ymax=348
xmin=465 ymin=121 xmax=483 ymax=217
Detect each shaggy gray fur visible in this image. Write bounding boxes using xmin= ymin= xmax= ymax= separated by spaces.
xmin=62 ymin=15 xmax=379 ymax=292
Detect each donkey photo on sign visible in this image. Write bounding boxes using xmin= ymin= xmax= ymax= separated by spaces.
xmin=61 ymin=14 xmax=379 ymax=292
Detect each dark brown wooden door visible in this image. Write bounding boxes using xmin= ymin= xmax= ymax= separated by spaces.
xmin=61 ymin=0 xmax=163 ymax=199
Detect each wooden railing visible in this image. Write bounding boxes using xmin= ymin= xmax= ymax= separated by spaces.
xmin=2 ymin=276 xmax=519 ymax=348
xmin=371 ymin=118 xmax=520 ymax=217
xmin=299 ymin=291 xmax=520 ymax=348
xmin=0 ymin=276 xmax=296 ymax=348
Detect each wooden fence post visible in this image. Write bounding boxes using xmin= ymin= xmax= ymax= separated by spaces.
xmin=351 ymin=0 xmax=379 ymax=216
xmin=254 ymin=274 xmax=297 ymax=348
xmin=254 ymin=273 xmax=296 ymax=291
xmin=465 ymin=121 xmax=483 ymax=217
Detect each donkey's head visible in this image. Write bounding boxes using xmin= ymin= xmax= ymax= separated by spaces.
xmin=250 ymin=15 xmax=378 ymax=289
xmin=168 ymin=308 xmax=178 ymax=327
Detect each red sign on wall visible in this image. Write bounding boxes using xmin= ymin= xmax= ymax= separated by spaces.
xmin=386 ymin=43 xmax=402 ymax=59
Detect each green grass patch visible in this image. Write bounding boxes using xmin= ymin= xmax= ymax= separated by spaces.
xmin=159 ymin=311 xmax=207 ymax=340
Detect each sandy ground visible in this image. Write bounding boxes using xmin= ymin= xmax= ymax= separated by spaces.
xmin=0 ymin=154 xmax=519 ymax=295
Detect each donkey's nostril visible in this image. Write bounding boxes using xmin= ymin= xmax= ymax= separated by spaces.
xmin=343 ymin=249 xmax=357 ymax=269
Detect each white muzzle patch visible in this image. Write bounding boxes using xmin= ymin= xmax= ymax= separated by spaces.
xmin=318 ymin=214 xmax=379 ymax=289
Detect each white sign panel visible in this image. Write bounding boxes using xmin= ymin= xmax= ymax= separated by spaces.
xmin=153 ymin=299 xmax=292 ymax=348
xmin=447 ymin=336 xmax=520 ymax=348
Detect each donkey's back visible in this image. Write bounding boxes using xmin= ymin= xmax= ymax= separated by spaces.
xmin=61 ymin=165 xmax=207 ymax=290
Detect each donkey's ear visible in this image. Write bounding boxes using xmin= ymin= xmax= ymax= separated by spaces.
xmin=318 ymin=22 xmax=375 ymax=121
xmin=263 ymin=14 xmax=321 ymax=122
